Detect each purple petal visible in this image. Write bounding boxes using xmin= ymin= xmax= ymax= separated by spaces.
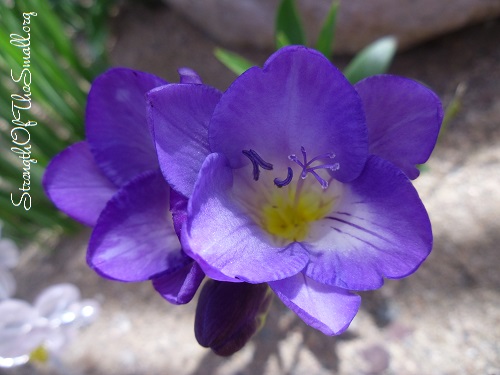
xmin=194 ymin=280 xmax=272 ymax=356
xmin=148 ymin=84 xmax=221 ymax=197
xmin=86 ymin=68 xmax=167 ymax=186
xmin=152 ymin=262 xmax=205 ymax=305
xmin=355 ymin=75 xmax=443 ymax=179
xmin=178 ymin=67 xmax=203 ymax=84
xmin=43 ymin=142 xmax=117 ymax=227
xmin=209 ymin=45 xmax=368 ymax=182
xmin=304 ymin=155 xmax=432 ymax=290
xmin=182 ymin=153 xmax=309 ymax=283
xmin=270 ymin=272 xmax=360 ymax=335
xmin=169 ymin=189 xmax=189 ymax=238
xmin=88 ymin=171 xmax=187 ymax=282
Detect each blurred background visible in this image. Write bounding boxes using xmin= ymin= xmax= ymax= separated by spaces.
xmin=1 ymin=0 xmax=499 ymax=374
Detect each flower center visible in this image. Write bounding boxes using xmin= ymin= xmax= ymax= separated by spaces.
xmin=240 ymin=147 xmax=340 ymax=243
xmin=260 ymin=181 xmax=335 ymax=242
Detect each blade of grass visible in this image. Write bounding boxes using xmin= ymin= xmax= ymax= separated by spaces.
xmin=315 ymin=1 xmax=340 ymax=58
xmin=344 ymin=36 xmax=398 ymax=84
xmin=17 ymin=0 xmax=91 ymax=81
xmin=439 ymin=82 xmax=467 ymax=141
xmin=0 ymin=193 xmax=65 ymax=227
xmin=0 ymin=29 xmax=84 ymax=140
xmin=214 ymin=48 xmax=256 ymax=76
xmin=0 ymin=0 xmax=109 ymax=242
xmin=35 ymin=43 xmax=87 ymax=103
xmin=275 ymin=0 xmax=306 ymax=48
xmin=275 ymin=31 xmax=292 ymax=49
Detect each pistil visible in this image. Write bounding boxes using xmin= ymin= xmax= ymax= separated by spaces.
xmin=289 ymin=146 xmax=339 ymax=189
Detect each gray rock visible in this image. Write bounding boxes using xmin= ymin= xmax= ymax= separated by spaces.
xmin=163 ymin=0 xmax=500 ymax=53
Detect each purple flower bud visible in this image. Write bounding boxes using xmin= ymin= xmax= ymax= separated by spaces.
xmin=194 ymin=281 xmax=272 ymax=356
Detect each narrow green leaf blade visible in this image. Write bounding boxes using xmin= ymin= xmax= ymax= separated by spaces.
xmin=214 ymin=48 xmax=255 ymax=76
xmin=315 ymin=1 xmax=340 ymax=58
xmin=276 ymin=31 xmax=292 ymax=49
xmin=275 ymin=0 xmax=306 ymax=48
xmin=344 ymin=36 xmax=398 ymax=84
xmin=440 ymin=82 xmax=466 ymax=140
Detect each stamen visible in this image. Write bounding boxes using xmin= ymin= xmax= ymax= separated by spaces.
xmin=242 ymin=149 xmax=274 ymax=181
xmin=242 ymin=150 xmax=260 ymax=181
xmin=248 ymin=149 xmax=273 ymax=170
xmin=274 ymin=167 xmax=293 ymax=188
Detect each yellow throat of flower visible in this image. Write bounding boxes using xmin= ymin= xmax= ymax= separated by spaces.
xmin=260 ymin=181 xmax=334 ymax=242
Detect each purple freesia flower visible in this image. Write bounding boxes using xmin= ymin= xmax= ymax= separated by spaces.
xmin=43 ymin=68 xmax=205 ymax=304
xmin=148 ymin=46 xmax=442 ymax=337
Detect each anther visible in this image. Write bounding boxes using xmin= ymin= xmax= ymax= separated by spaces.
xmin=274 ymin=167 xmax=293 ymax=188
xmin=242 ymin=149 xmax=273 ymax=181
xmin=248 ymin=149 xmax=273 ymax=170
xmin=242 ymin=150 xmax=260 ymax=180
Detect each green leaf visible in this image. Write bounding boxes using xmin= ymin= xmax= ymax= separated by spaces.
xmin=344 ymin=36 xmax=398 ymax=84
xmin=276 ymin=31 xmax=292 ymax=49
xmin=214 ymin=48 xmax=255 ymax=76
xmin=417 ymin=164 xmax=429 ymax=173
xmin=0 ymin=0 xmax=110 ymax=242
xmin=315 ymin=1 xmax=340 ymax=58
xmin=440 ymin=82 xmax=466 ymax=140
xmin=275 ymin=0 xmax=306 ymax=48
